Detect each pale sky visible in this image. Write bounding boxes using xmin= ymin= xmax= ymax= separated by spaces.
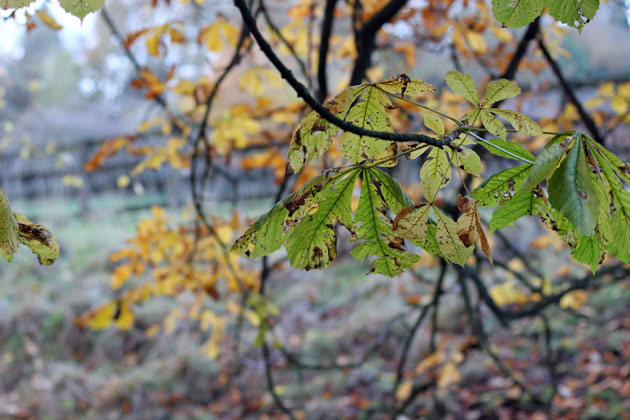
xmin=0 ymin=1 xmax=100 ymax=60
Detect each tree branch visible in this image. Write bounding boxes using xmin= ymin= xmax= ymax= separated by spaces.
xmin=502 ymin=18 xmax=540 ymax=80
xmin=350 ymin=0 xmax=409 ymax=85
xmin=392 ymin=261 xmax=446 ymax=415
xmin=538 ymin=36 xmax=605 ymax=145
xmin=233 ymin=0 xmax=456 ymax=146
xmin=316 ymin=0 xmax=338 ymax=102
xmin=260 ymin=0 xmax=310 ymax=84
xmin=101 ymin=9 xmax=168 ymax=110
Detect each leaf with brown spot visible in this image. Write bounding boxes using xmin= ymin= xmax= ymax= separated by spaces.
xmin=393 ymin=203 xmax=430 ymax=241
xmin=376 ymin=74 xmax=435 ymax=98
xmin=434 ymin=206 xmax=473 ymax=267
xmin=458 ymin=193 xmax=494 ymax=263
xmin=14 ymin=213 xmax=59 ymax=265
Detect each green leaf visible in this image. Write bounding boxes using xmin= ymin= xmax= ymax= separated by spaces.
xmin=471 ymin=164 xmax=533 ymax=207
xmin=0 ymin=190 xmax=19 ymax=261
xmin=477 ymin=137 xmax=535 ymax=162
xmin=14 ymin=213 xmax=60 ymax=266
xmin=546 ymin=0 xmax=600 ymax=33
xmin=287 ymin=110 xmax=335 ymax=173
xmin=607 ymin=209 xmax=630 ymax=264
xmin=233 ymin=168 xmax=352 ymax=259
xmin=433 ymin=206 xmax=473 ymax=266
xmin=352 ymin=169 xmax=419 ymax=277
xmin=376 ymin=74 xmax=435 ymax=98
xmin=340 ymin=86 xmax=394 ymax=163
xmin=445 ymin=71 xmax=479 ymax=106
xmin=481 ymin=79 xmax=521 ymax=107
xmin=547 ymin=135 xmax=599 ymax=236
xmin=454 ymin=147 xmax=481 ymax=177
xmin=0 ymin=0 xmax=35 ymax=9
xmin=411 ymin=222 xmax=442 ymax=256
xmin=286 ymin=168 xmax=360 ymax=270
xmin=491 ymin=0 xmax=544 ymax=28
xmin=585 ymin=136 xmax=630 ymax=186
xmin=519 ymin=135 xmax=572 ymax=193
xmin=571 ymin=235 xmax=602 ymax=273
xmin=59 ymin=0 xmax=105 ymax=20
xmin=422 ymin=112 xmax=444 ymax=136
xmin=420 ymin=147 xmax=451 ymax=202
xmin=489 ymin=189 xmax=550 ymax=232
xmin=589 ymin=140 xmax=630 ymax=263
xmin=327 ymin=84 xmax=368 ymax=117
xmin=491 ymin=109 xmax=542 ymax=136
xmin=479 ymin=109 xmax=506 ymax=138
xmin=371 ymin=168 xmax=413 ymax=213
xmin=232 ymin=195 xmax=293 ymax=259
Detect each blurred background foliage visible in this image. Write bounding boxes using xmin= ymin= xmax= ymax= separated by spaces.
xmin=1 ymin=0 xmax=630 ymax=418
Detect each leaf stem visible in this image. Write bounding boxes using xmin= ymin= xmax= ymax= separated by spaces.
xmin=466 ymin=132 xmax=534 ymax=164
xmin=465 ymin=126 xmax=572 ymax=136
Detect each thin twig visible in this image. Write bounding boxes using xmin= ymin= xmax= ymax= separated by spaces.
xmin=316 ymin=0 xmax=338 ymax=102
xmin=456 ymin=269 xmax=535 ymax=400
xmin=540 ymin=314 xmax=559 ymax=398
xmin=392 ymin=261 xmax=446 ymax=414
xmin=232 ymin=0 xmax=454 ymax=146
xmin=350 ymin=0 xmax=409 ymax=84
xmin=260 ymin=0 xmax=310 ymax=84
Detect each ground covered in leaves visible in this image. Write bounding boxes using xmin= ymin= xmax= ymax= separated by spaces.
xmin=1 ymin=196 xmax=630 ymax=420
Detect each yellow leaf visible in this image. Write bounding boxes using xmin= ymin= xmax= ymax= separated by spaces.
xmin=491 ymin=24 xmax=512 ymax=43
xmin=611 ymin=96 xmax=628 ymax=115
xmin=560 ymin=290 xmax=589 ymax=311
xmin=415 ymin=350 xmax=445 ymax=374
xmin=584 ymin=97 xmax=605 ymax=109
xmin=62 ymin=175 xmax=84 ymax=188
xmin=489 ymin=280 xmax=528 ymax=306
xmin=111 ymin=264 xmax=133 ymax=289
xmin=437 ymin=362 xmax=461 ymax=388
xmin=396 ymin=379 xmax=413 ymax=401
xmin=145 ymin=31 xmax=161 ymax=57
xmin=37 ymin=10 xmax=63 ymax=30
xmin=171 ymin=80 xmax=196 ymax=95
xmin=145 ymin=324 xmax=161 ymax=338
xmin=618 ymin=82 xmax=630 ymax=98
xmin=77 ymin=301 xmax=133 ymax=331
xmin=117 ymin=175 xmax=130 ymax=188
xmin=168 ymin=26 xmax=185 ymax=43
xmin=115 ymin=303 xmax=134 ymax=330
xmin=198 ymin=16 xmax=239 ymax=53
xmin=598 ymin=82 xmax=615 ymax=98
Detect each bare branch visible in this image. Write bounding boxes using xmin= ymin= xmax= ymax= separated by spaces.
xmin=538 ymin=36 xmax=605 ymax=145
xmin=232 ymin=0 xmax=457 ymax=146
xmin=316 ymin=0 xmax=338 ymax=102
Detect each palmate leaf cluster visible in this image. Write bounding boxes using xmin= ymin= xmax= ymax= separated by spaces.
xmin=233 ymin=72 xmax=630 ymax=277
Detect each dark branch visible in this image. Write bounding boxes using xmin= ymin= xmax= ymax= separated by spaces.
xmin=350 ymin=0 xmax=409 ymax=85
xmin=392 ymin=262 xmax=446 ymax=416
xmin=502 ymin=18 xmax=540 ymax=80
xmin=538 ymin=36 xmax=605 ymax=145
xmin=101 ymin=9 xmax=168 ymax=110
xmin=233 ymin=0 xmax=455 ymax=146
xmin=263 ymin=343 xmax=296 ymax=419
xmin=508 ymin=266 xmax=630 ymax=320
xmin=260 ymin=0 xmax=310 ymax=85
xmin=316 ymin=0 xmax=338 ymax=102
